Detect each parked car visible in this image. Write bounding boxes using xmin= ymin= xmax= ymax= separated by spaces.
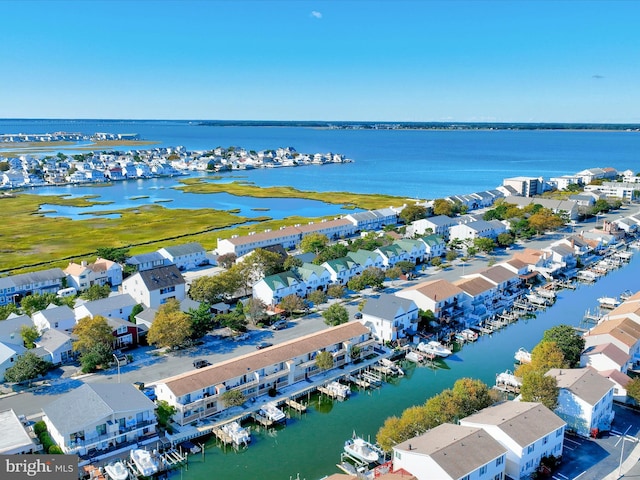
xmin=271 ymin=320 xmax=287 ymax=330
xmin=234 ymin=332 xmax=250 ymax=341
xmin=193 ymin=359 xmax=211 ymax=369
xmin=354 ymin=312 xmax=363 ymax=319
xmin=256 ymin=342 xmax=274 ymax=350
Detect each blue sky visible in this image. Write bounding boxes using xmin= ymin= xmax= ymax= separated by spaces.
xmin=1 ymin=0 xmax=638 ymax=122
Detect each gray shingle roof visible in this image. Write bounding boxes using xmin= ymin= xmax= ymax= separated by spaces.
xmin=126 ymin=251 xmax=165 ymax=266
xmin=42 ymin=383 xmax=155 ymax=435
xmin=160 ymin=242 xmax=205 ymax=257
xmin=138 ymin=265 xmax=185 ymax=290
xmin=78 ymin=294 xmax=137 ymax=317
xmin=362 ymin=294 xmax=417 ymax=320
xmin=546 ymin=367 xmax=615 ymax=406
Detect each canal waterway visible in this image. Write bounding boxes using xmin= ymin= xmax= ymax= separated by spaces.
xmin=178 ymin=253 xmax=640 ymax=480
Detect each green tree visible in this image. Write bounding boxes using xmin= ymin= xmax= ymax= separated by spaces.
xmin=451 ymin=378 xmax=493 ymax=418
xmin=315 ymin=350 xmax=334 ymax=370
xmin=496 ymin=232 xmax=515 ymax=247
xmin=80 ymin=342 xmax=114 ymax=373
xmin=386 ymin=266 xmax=403 ymax=283
xmin=327 ymin=284 xmax=346 ymax=299
xmin=156 ymin=400 xmax=177 ymax=430
xmin=322 ymin=303 xmax=349 ymax=326
xmin=432 ymin=198 xmax=454 ymax=216
xmin=81 ymin=284 xmax=111 ymax=301
xmin=395 ymin=261 xmax=416 ymax=274
xmin=189 ymin=269 xmax=242 ymax=303
xmin=245 ymin=297 xmax=267 ymax=324
xmin=283 ymin=255 xmax=303 ymax=270
xmin=520 ymin=371 xmax=559 ymax=410
xmin=299 ymin=233 xmax=329 ymax=254
xmin=590 ymin=199 xmax=611 ymax=215
xmin=278 ymin=294 xmax=305 ymax=317
xmin=95 ymin=247 xmax=129 ymax=263
xmin=221 ymin=389 xmax=246 ymax=407
xmin=147 ymin=299 xmax=192 ymax=349
xmin=445 ymin=250 xmax=458 ymax=262
xmin=217 ymin=311 xmax=248 ymax=332
xmin=4 ymin=352 xmax=51 ymax=384
xmin=21 ymin=325 xmax=40 ymax=349
xmin=473 ymin=237 xmax=496 ymax=253
xmin=626 ymin=377 xmax=640 ymax=404
xmin=20 ymin=293 xmax=60 ymax=316
xmin=0 ymin=303 xmax=20 ymax=320
xmin=307 ymin=289 xmax=327 ymax=306
xmin=430 ymin=256 xmax=442 ymax=268
xmin=73 ymin=315 xmax=114 ymax=355
xmin=188 ymin=302 xmax=214 ymax=339
xmin=313 ymin=244 xmax=349 ymax=265
xmin=129 ymin=303 xmax=144 ymax=323
xmin=399 ymin=204 xmax=428 ymax=224
xmin=217 ymin=252 xmax=237 ymax=269
xmin=528 ymin=209 xmax=564 ymax=234
xmin=515 ymin=341 xmax=568 ymax=378
xmin=542 ymin=324 xmax=585 ymax=368
xmin=0 ymin=161 xmax=10 ymax=171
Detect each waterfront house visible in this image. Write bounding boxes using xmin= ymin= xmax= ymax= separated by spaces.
xmin=461 ymin=265 xmax=522 ymax=313
xmin=416 ymin=234 xmax=446 ymax=260
xmin=453 ymin=276 xmax=497 ymax=324
xmin=392 ymin=423 xmax=507 ymax=480
xmin=322 ymin=257 xmax=363 ymax=285
xmin=583 ymin=317 xmax=640 ymax=368
xmin=575 ymin=167 xmax=618 ymax=185
xmin=122 ymin=265 xmax=186 ymax=308
xmin=511 ymin=248 xmax=556 ymax=280
xmin=155 ymin=322 xmax=374 ymax=425
xmin=42 ymin=383 xmax=157 ymax=456
xmin=580 ymin=342 xmax=631 ymax=374
xmin=596 ymin=369 xmax=632 ymax=403
xmin=506 ymin=196 xmax=579 ymax=221
xmin=459 ymin=402 xmax=566 ymax=480
xmin=32 ymin=304 xmax=76 ymax=332
xmin=0 ymin=409 xmax=37 ymax=454
xmin=359 ymin=293 xmax=419 ymax=343
xmin=34 ymin=328 xmax=75 ymax=365
xmin=409 ymin=215 xmax=457 ymax=239
xmin=545 ymin=367 xmax=615 ymax=437
xmin=0 ymin=268 xmax=66 ymax=307
xmin=64 ymin=257 xmax=123 ymax=290
xmin=295 ymin=218 xmax=357 ymax=241
xmin=542 ymin=244 xmax=578 ymax=277
xmin=125 ymin=251 xmax=166 ymax=272
xmin=395 ymin=279 xmax=465 ymax=322
xmin=0 ymin=341 xmax=26 ymax=382
xmin=157 ymin=242 xmax=208 ymax=271
xmin=0 ymin=313 xmax=34 ymax=346
xmin=74 ymin=294 xmax=138 ymax=323
xmin=252 ymin=270 xmax=306 ymax=307
xmin=603 ymin=295 xmax=640 ymax=326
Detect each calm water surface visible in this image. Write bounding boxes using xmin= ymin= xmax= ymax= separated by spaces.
xmin=178 ymin=254 xmax=640 ymax=480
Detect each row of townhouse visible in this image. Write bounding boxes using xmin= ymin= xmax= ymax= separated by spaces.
xmin=0 ymin=242 xmax=206 ymax=308
xmin=252 ymin=236 xmax=446 ymax=306
xmin=216 ymin=208 xmax=400 ymax=258
xmin=388 ymin=401 xmax=566 ymax=480
xmin=388 ymin=364 xmax=616 ymax=480
xmin=581 ymin=290 xmax=640 ymax=403
xmin=154 ymin=322 xmax=375 ymax=425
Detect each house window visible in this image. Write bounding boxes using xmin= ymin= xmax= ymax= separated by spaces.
xmin=117 ymin=325 xmax=128 ymax=335
xmin=480 ymin=465 xmax=487 ymax=475
xmin=96 ymin=424 xmax=107 ymax=436
xmin=543 ymin=436 xmax=548 ymax=445
xmin=496 ymin=456 xmax=504 ymax=466
xmin=527 ymin=444 xmax=535 ymax=454
xmin=556 ymin=429 xmax=563 ymax=437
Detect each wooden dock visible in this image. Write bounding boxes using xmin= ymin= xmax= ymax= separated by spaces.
xmin=251 ymin=412 xmax=275 ymax=428
xmin=284 ymin=398 xmax=307 ymax=413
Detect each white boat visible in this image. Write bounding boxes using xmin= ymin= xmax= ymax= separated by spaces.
xmin=598 ymin=296 xmax=620 ymax=309
xmin=130 ymin=448 xmax=158 ymax=477
xmin=326 ymin=380 xmax=351 ymax=399
xmin=104 ymin=461 xmax=128 ymax=480
xmin=620 ymin=289 xmax=634 ymax=301
xmin=460 ymin=328 xmax=478 ymax=341
xmin=417 ymin=341 xmax=452 ymax=358
xmin=495 ymin=370 xmax=522 ymax=389
xmin=514 ymin=347 xmax=532 ymax=364
xmin=344 ymin=436 xmax=380 ymax=464
xmin=260 ymin=402 xmax=286 ymax=423
xmin=221 ymin=421 xmax=251 ymax=446
xmin=405 ymin=351 xmax=424 ymax=363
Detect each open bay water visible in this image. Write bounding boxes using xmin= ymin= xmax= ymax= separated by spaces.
xmin=2 ymin=120 xmax=640 ymax=201
xmin=179 ymin=254 xmax=640 ymax=480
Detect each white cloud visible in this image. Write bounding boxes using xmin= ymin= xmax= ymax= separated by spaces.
xmin=311 ymin=11 xmax=322 ymax=19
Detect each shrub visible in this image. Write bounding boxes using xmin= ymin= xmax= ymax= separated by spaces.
xmin=49 ymin=445 xmax=63 ymax=454
xmin=33 ymin=420 xmax=47 ymax=435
